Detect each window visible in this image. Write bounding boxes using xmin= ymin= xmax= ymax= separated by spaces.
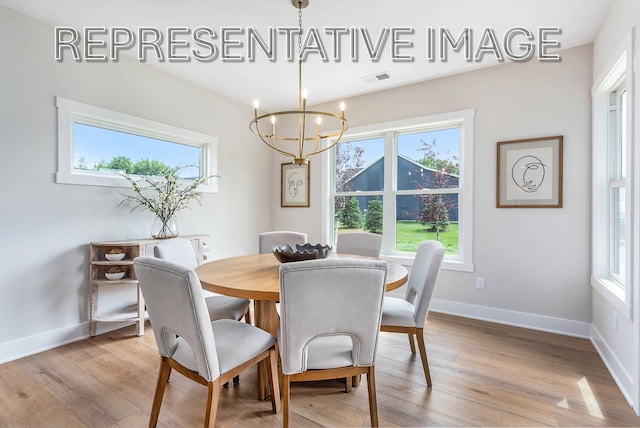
xmin=591 ymin=35 xmax=634 ymax=316
xmin=609 ymin=80 xmax=627 ymax=283
xmin=326 ymin=110 xmax=474 ymax=271
xmin=56 ymin=97 xmax=218 ymax=191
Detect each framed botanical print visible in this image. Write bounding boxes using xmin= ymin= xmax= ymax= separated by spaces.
xmin=497 ymin=135 xmax=563 ymax=208
xmin=281 ymin=162 xmax=310 ymax=207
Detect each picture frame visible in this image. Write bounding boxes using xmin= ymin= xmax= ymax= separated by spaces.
xmin=281 ymin=162 xmax=310 ymax=207
xmin=497 ymin=135 xmax=563 ymax=208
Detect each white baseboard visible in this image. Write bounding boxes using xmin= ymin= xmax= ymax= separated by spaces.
xmin=0 ymin=320 xmax=144 ymax=364
xmin=430 ymin=298 xmax=592 ymax=338
xmin=0 ymin=322 xmax=90 ymax=365
xmin=591 ymin=324 xmax=635 ymax=409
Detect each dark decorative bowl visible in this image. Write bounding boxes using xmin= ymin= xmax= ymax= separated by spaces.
xmin=272 ymin=243 xmax=332 ymax=263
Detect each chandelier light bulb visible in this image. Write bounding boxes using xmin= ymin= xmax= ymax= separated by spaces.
xmin=270 ymin=115 xmax=276 ymax=140
xmin=340 ymin=102 xmax=345 ymax=111
xmin=316 ymin=116 xmax=322 ymax=125
xmin=253 ymin=99 xmax=259 ymax=109
xmin=302 ymin=89 xmax=308 ymax=99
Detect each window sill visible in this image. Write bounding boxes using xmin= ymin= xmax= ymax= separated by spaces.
xmin=591 ymin=276 xmax=631 ymax=319
xmin=382 ymin=253 xmax=473 ymax=272
xmin=56 ymin=171 xmax=218 ymax=193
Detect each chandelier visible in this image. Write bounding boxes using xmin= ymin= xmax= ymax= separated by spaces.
xmin=249 ymin=0 xmax=349 ymax=165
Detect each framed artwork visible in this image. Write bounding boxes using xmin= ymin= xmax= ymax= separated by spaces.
xmin=497 ymin=135 xmax=563 ymax=208
xmin=281 ymin=162 xmax=310 ymax=207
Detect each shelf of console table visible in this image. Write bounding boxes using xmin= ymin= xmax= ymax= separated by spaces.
xmin=89 ymin=235 xmax=207 ymax=336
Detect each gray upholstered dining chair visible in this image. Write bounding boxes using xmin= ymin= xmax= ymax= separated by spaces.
xmin=278 ymin=258 xmax=388 ymax=427
xmin=155 ymin=238 xmax=252 ymax=387
xmin=335 ymin=232 xmax=382 ymax=258
xmin=154 ymin=238 xmax=251 ymax=324
xmin=380 ymin=240 xmax=444 ymax=387
xmin=133 ymin=257 xmax=280 ymax=427
xmin=258 ymin=231 xmax=307 ymax=254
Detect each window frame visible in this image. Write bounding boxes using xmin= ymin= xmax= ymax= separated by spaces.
xmin=591 ymin=34 xmax=634 ymax=318
xmin=609 ymin=79 xmax=627 ymax=285
xmin=323 ymin=109 xmax=474 ymax=272
xmin=56 ymin=96 xmax=218 ymax=192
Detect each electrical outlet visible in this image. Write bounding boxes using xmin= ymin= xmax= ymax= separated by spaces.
xmin=476 ymin=277 xmax=485 ymax=289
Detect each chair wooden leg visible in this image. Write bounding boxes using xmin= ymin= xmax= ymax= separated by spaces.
xmin=244 ymin=301 xmax=252 ymax=325
xmin=204 ymin=380 xmax=220 ymax=428
xmin=352 ymin=374 xmax=361 ymax=387
xmin=408 ymin=332 xmax=416 ymax=354
xmin=283 ymin=375 xmax=291 ymax=428
xmin=415 ymin=328 xmax=432 ymax=387
xmin=149 ymin=357 xmax=172 ymax=428
xmin=366 ymin=367 xmax=379 ymax=427
xmin=238 ymin=302 xmax=251 ymax=396
xmin=257 ymin=359 xmax=267 ymax=400
xmin=345 ymin=377 xmax=352 ymax=393
xmin=266 ymin=347 xmax=281 ymax=413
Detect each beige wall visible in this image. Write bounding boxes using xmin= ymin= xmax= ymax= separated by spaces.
xmin=0 ymin=6 xmax=273 ymax=361
xmin=273 ymin=44 xmax=593 ymax=335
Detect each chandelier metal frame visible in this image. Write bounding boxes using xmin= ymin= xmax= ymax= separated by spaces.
xmin=249 ymin=0 xmax=349 ymax=165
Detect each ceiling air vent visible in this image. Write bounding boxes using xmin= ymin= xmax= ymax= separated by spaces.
xmin=361 ymin=72 xmax=391 ymax=83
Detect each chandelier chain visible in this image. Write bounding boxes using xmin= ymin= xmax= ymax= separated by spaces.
xmin=298 ymin=2 xmax=303 ymax=58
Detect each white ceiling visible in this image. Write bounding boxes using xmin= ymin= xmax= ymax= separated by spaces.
xmin=2 ymin=0 xmax=612 ymax=110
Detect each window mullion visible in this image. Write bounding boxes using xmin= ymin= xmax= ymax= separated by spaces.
xmin=382 ymin=131 xmax=397 ymax=254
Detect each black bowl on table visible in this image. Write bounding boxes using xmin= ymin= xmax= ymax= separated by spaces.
xmin=272 ymin=243 xmax=332 ymax=263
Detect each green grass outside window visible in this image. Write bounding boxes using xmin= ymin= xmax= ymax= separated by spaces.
xmin=337 ymin=221 xmax=459 ymax=254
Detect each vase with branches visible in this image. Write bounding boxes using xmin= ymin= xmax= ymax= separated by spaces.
xmin=119 ymin=166 xmax=212 ymax=239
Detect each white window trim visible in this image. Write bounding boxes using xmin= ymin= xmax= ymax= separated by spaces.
xmin=591 ymin=31 xmax=634 ymax=319
xmin=56 ymin=96 xmax=218 ymax=192
xmin=322 ymin=109 xmax=474 ymax=272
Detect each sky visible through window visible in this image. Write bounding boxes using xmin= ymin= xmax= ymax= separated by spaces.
xmin=355 ymin=127 xmax=460 ymax=167
xmin=73 ymin=123 xmax=200 ymax=177
xmin=73 ymin=123 xmax=458 ymax=180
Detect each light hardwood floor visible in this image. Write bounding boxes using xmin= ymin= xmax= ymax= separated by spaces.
xmin=1 ymin=313 xmax=639 ymax=427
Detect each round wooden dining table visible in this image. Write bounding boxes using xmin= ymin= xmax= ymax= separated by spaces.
xmin=195 ymin=252 xmax=408 ymax=336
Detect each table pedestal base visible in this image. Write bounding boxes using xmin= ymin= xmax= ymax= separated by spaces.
xmin=255 ymin=300 xmax=281 ymax=400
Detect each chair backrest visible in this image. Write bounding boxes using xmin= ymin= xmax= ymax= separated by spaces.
xmin=154 ymin=238 xmax=198 ymax=269
xmin=279 ymin=258 xmax=388 ymax=375
xmin=335 ymin=232 xmax=382 ymax=258
xmin=404 ymin=240 xmax=445 ymax=327
xmin=133 ymin=257 xmax=220 ymax=381
xmin=259 ymin=231 xmax=307 ymax=254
